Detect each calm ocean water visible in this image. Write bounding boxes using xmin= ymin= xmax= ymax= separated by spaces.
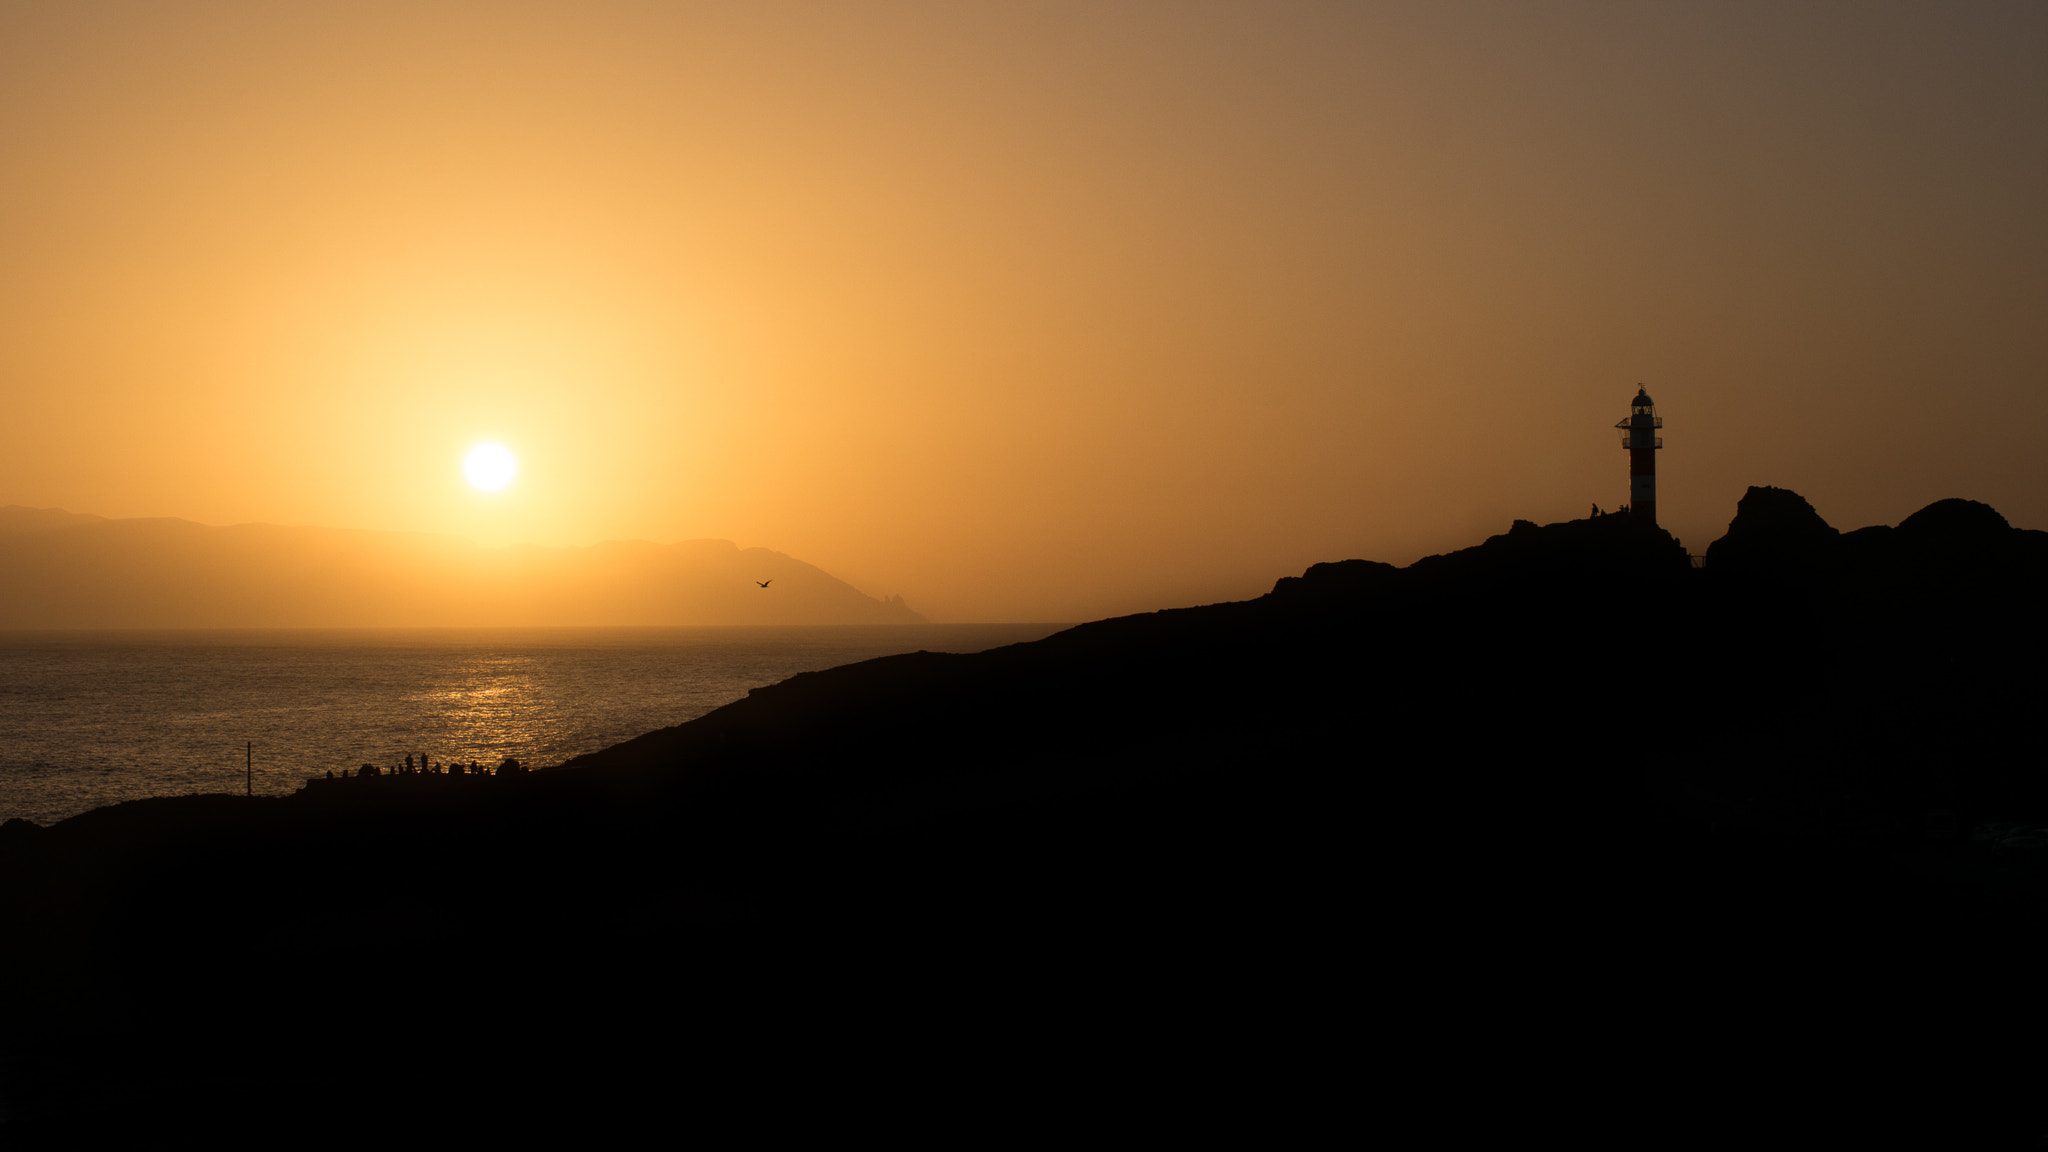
xmin=0 ymin=624 xmax=1067 ymax=826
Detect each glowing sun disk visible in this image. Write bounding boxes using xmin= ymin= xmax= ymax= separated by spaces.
xmin=464 ymin=443 xmax=517 ymax=491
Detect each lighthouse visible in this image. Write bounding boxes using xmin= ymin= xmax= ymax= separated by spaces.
xmin=1615 ymin=386 xmax=1662 ymax=525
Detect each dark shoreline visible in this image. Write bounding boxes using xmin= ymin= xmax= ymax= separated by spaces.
xmin=5 ymin=488 xmax=2045 ymax=1143
xmin=0 ymin=622 xmax=1075 ymax=828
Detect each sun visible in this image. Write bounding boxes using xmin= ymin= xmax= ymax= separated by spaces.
xmin=463 ymin=443 xmax=517 ymax=491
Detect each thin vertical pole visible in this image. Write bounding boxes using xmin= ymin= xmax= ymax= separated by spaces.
xmin=246 ymin=742 xmax=252 ymax=797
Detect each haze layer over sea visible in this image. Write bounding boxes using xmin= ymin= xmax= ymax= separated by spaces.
xmin=0 ymin=624 xmax=1066 ymax=826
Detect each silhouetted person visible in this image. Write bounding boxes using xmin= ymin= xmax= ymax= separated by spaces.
xmin=405 ymin=754 xmax=414 ymax=773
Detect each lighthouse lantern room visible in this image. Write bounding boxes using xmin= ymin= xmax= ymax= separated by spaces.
xmin=1615 ymin=386 xmax=1662 ymax=525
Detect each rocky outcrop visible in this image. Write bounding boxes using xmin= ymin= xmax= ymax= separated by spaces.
xmin=1702 ymin=485 xmax=1840 ymax=577
xmin=1702 ymin=487 xmax=2048 ymax=604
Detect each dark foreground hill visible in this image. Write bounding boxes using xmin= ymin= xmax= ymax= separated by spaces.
xmin=0 ymin=506 xmax=923 ymax=626
xmin=3 ymin=488 xmax=2046 ymax=1143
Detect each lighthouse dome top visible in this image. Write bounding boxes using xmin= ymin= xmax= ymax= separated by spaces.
xmin=1633 ymin=386 xmax=1655 ymax=407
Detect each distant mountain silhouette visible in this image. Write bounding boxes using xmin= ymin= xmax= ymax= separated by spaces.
xmin=4 ymin=489 xmax=2044 ymax=1142
xmin=0 ymin=506 xmax=923 ymax=626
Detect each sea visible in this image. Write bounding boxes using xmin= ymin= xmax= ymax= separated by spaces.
xmin=0 ymin=624 xmax=1068 ymax=827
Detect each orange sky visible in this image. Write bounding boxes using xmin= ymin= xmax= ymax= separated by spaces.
xmin=2 ymin=2 xmax=2044 ymax=621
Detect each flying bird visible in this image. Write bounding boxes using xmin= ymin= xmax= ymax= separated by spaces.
xmin=756 ymin=580 xmax=772 ymax=588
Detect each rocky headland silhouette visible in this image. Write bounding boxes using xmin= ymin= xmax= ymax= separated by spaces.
xmin=3 ymin=485 xmax=2044 ymax=1141
xmin=0 ymin=506 xmax=922 ymax=626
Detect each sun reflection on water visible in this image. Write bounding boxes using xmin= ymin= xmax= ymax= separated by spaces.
xmin=409 ymin=654 xmax=560 ymax=769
